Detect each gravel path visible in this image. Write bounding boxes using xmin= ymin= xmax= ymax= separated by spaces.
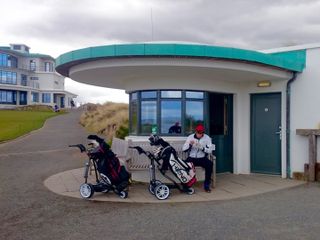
xmin=1 ymin=110 xmax=319 ymax=240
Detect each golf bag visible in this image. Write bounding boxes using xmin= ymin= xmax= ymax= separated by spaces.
xmin=149 ymin=135 xmax=197 ymax=188
xmin=88 ymin=135 xmax=130 ymax=186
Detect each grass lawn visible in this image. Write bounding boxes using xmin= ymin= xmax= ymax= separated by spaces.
xmin=0 ymin=110 xmax=61 ymax=142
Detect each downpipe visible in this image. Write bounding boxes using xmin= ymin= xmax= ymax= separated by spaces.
xmin=286 ymin=72 xmax=298 ymax=179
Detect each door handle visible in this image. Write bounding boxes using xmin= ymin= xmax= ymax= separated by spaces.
xmin=275 ymin=127 xmax=282 ymax=140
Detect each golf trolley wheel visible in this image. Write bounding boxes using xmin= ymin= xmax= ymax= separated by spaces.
xmin=154 ymin=184 xmax=170 ymax=200
xmin=148 ymin=180 xmax=162 ymax=195
xmin=79 ymin=183 xmax=94 ymax=199
xmin=101 ymin=188 xmax=110 ymax=193
xmin=119 ymin=191 xmax=128 ymax=199
xmin=186 ymin=187 xmax=195 ymax=195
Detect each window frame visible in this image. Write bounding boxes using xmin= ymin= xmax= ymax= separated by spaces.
xmin=129 ymin=90 xmax=205 ymax=136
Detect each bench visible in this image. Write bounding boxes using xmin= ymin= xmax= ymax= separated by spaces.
xmin=111 ymin=137 xmax=132 ymax=170
xmin=126 ymin=139 xmax=216 ymax=188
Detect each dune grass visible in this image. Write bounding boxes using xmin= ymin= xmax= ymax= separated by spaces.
xmin=0 ymin=110 xmax=60 ymax=142
xmin=80 ymin=102 xmax=129 ymax=140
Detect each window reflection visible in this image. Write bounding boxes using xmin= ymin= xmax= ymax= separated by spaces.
xmin=129 ymin=90 xmax=206 ymax=135
xmin=141 ymin=91 xmax=157 ymax=99
xmin=186 ymin=91 xmax=204 ymax=99
xmin=131 ymin=92 xmax=137 ymax=100
xmin=161 ymin=100 xmax=181 ymax=134
xmin=141 ymin=101 xmax=157 ymax=134
xmin=130 ymin=100 xmax=138 ymax=134
xmin=185 ymin=101 xmax=204 ymax=134
xmin=161 ymin=91 xmax=181 ymax=98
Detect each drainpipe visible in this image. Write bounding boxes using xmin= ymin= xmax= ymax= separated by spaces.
xmin=286 ymin=72 xmax=297 ymax=179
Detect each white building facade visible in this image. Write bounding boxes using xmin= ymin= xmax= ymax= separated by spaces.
xmin=0 ymin=43 xmax=76 ymax=109
xmin=56 ymin=42 xmax=319 ymax=179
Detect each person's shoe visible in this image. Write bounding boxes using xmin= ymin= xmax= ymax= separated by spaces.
xmin=204 ymin=183 xmax=211 ymax=193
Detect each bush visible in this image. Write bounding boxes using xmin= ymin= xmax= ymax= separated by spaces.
xmin=116 ymin=120 xmax=129 ymax=139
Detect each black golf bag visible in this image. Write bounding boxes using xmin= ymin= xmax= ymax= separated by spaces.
xmin=149 ymin=135 xmax=197 ymax=188
xmin=70 ymin=135 xmax=130 ymax=199
xmin=88 ymin=135 xmax=130 ymax=188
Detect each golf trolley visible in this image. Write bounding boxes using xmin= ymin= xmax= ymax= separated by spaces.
xmin=131 ymin=144 xmax=195 ymax=200
xmin=69 ymin=142 xmax=129 ymax=199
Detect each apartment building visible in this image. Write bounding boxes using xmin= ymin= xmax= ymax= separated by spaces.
xmin=0 ymin=43 xmax=76 ymax=109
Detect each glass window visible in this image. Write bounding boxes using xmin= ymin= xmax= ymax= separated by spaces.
xmin=131 ymin=92 xmax=138 ymax=100
xmin=185 ymin=101 xmax=204 ymax=134
xmin=141 ymin=91 xmax=157 ymax=99
xmin=130 ymin=100 xmax=138 ymax=134
xmin=9 ymin=56 xmax=18 ymax=68
xmin=12 ymin=72 xmax=17 ymax=84
xmin=186 ymin=91 xmax=204 ymax=99
xmin=161 ymin=100 xmax=181 ymax=134
xmin=7 ymin=92 xmax=13 ymax=102
xmin=1 ymin=91 xmax=6 ymax=102
xmin=21 ymin=74 xmax=27 ymax=86
xmin=30 ymin=60 xmax=36 ymax=71
xmin=2 ymin=54 xmax=8 ymax=66
xmin=161 ymin=91 xmax=181 ymax=98
xmin=44 ymin=62 xmax=53 ymax=72
xmin=2 ymin=71 xmax=7 ymax=82
xmin=42 ymin=93 xmax=51 ymax=103
xmin=141 ymin=101 xmax=157 ymax=134
xmin=0 ymin=90 xmax=15 ymax=104
xmin=32 ymin=92 xmax=39 ymax=102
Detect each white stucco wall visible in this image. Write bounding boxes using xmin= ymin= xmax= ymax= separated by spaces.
xmin=37 ymin=72 xmax=64 ymax=90
xmin=290 ymin=48 xmax=320 ymax=174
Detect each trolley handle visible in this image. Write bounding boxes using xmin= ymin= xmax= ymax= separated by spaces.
xmin=130 ymin=146 xmax=158 ymax=161
xmin=129 ymin=146 xmax=147 ymax=155
xmin=69 ymin=144 xmax=87 ymax=153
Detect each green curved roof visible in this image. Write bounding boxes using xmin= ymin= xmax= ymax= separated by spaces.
xmin=55 ymin=43 xmax=306 ymax=77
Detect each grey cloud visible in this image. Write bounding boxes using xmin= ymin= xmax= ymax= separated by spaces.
xmin=4 ymin=0 xmax=320 ymax=53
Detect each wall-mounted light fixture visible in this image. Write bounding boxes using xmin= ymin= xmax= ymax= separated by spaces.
xmin=257 ymin=81 xmax=271 ymax=87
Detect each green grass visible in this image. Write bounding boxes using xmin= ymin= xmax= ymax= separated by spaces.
xmin=0 ymin=110 xmax=61 ymax=142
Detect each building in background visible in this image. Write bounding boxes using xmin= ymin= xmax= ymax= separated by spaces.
xmin=56 ymin=42 xmax=320 ymax=179
xmin=0 ymin=43 xmax=76 ymax=109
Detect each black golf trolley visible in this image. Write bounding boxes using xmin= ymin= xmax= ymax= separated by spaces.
xmin=69 ymin=137 xmax=130 ymax=199
xmin=131 ymin=142 xmax=196 ymax=200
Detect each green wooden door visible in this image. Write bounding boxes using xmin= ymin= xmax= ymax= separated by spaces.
xmin=251 ymin=93 xmax=281 ymax=174
xmin=209 ymin=93 xmax=233 ymax=173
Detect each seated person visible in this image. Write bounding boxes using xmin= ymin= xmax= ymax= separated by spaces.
xmin=54 ymin=105 xmax=59 ymax=112
xmin=182 ymin=124 xmax=214 ymax=193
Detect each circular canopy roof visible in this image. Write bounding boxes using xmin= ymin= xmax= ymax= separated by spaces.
xmin=55 ymin=43 xmax=305 ymax=90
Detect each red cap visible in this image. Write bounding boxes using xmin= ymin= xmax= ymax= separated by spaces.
xmin=195 ymin=124 xmax=205 ymax=133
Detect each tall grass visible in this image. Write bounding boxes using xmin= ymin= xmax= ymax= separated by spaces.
xmin=0 ymin=110 xmax=59 ymax=142
xmin=80 ymin=102 xmax=129 ymax=140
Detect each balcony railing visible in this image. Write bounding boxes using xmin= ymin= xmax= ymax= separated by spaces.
xmin=0 ymin=79 xmax=40 ymax=89
xmin=1 ymin=64 xmax=55 ymax=73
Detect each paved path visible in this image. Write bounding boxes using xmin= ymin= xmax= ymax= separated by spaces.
xmin=45 ymin=168 xmax=303 ymax=203
xmin=1 ymin=109 xmax=319 ymax=240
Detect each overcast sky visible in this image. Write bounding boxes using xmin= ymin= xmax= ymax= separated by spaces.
xmin=1 ymin=0 xmax=320 ymax=104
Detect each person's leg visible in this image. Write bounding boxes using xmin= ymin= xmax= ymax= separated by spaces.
xmin=186 ymin=157 xmax=199 ymax=166
xmin=196 ymin=157 xmax=213 ymax=192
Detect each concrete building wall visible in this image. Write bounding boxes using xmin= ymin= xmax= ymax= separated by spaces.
xmin=290 ymin=48 xmax=320 ymax=174
xmin=37 ymin=72 xmax=64 ymax=90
